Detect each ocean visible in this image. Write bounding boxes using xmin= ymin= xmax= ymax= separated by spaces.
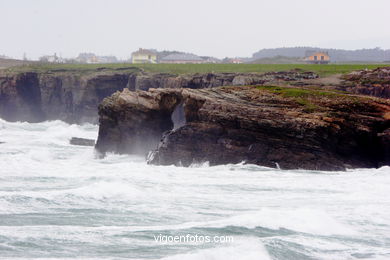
xmin=0 ymin=119 xmax=389 ymax=260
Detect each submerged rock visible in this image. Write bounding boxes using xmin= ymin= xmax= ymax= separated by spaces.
xmin=70 ymin=137 xmax=95 ymax=146
xmin=95 ymin=85 xmax=390 ymax=171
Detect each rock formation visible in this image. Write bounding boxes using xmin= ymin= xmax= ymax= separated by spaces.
xmin=95 ymin=86 xmax=390 ymax=171
xmin=95 ymin=88 xmax=182 ymax=155
xmin=0 ymin=70 xmax=134 ymax=123
xmin=341 ymin=67 xmax=390 ymax=99
xmin=0 ymin=68 xmax=317 ymax=123
xmin=69 ymin=137 xmax=95 ymax=146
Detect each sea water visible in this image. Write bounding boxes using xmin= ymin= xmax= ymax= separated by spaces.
xmin=0 ymin=118 xmax=389 ymax=260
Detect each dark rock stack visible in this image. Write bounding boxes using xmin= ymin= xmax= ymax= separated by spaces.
xmin=95 ymin=88 xmax=182 ymax=155
xmin=95 ymin=86 xmax=390 ymax=171
xmin=70 ymin=137 xmax=95 ymax=146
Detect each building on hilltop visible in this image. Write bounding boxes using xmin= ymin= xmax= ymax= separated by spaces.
xmin=222 ymin=57 xmax=244 ymax=64
xmin=305 ymin=51 xmax=330 ymax=64
xmin=160 ymin=53 xmax=205 ymax=64
xmin=39 ymin=53 xmax=65 ymax=63
xmin=131 ymin=48 xmax=157 ymax=64
xmin=76 ymin=53 xmax=99 ymax=63
xmin=200 ymin=56 xmax=221 ymax=63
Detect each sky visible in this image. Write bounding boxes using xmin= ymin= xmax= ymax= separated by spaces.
xmin=0 ymin=0 xmax=390 ymax=60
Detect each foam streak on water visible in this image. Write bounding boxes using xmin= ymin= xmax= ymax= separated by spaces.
xmin=0 ymin=119 xmax=390 ymax=259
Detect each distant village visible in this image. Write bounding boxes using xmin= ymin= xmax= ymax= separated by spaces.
xmin=2 ymin=47 xmax=390 ymax=65
xmin=35 ymin=49 xmax=246 ymax=65
xmin=34 ymin=48 xmax=333 ymax=65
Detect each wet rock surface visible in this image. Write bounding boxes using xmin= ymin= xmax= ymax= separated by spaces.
xmin=96 ymin=86 xmax=390 ymax=171
xmin=70 ymin=137 xmax=95 ymax=146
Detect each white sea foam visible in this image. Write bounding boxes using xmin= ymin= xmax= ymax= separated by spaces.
xmin=1 ymin=119 xmax=390 ymax=259
xmin=160 ymin=238 xmax=271 ymax=260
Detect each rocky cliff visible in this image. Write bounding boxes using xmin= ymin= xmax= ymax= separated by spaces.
xmin=0 ymin=68 xmax=317 ymax=123
xmin=341 ymin=67 xmax=390 ymax=99
xmin=96 ymin=86 xmax=390 ymax=171
xmin=0 ymin=70 xmax=133 ymax=123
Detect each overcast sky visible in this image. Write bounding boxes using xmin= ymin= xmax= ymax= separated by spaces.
xmin=1 ymin=0 xmax=389 ymax=60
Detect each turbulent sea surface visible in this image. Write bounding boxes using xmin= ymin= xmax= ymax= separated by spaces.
xmin=0 ymin=119 xmax=390 ymax=260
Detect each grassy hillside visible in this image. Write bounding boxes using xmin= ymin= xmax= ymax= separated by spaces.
xmin=250 ymin=56 xmax=304 ymax=64
xmin=2 ymin=63 xmax=389 ymax=76
xmin=0 ymin=58 xmax=35 ymax=69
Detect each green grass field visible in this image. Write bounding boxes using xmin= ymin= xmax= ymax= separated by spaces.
xmin=3 ymin=63 xmax=389 ymax=76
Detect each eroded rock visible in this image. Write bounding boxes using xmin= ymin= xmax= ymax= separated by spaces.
xmin=342 ymin=67 xmax=390 ymax=98
xmin=95 ymin=85 xmax=390 ymax=171
xmin=0 ymin=69 xmax=318 ymax=123
xmin=95 ymin=89 xmax=182 ymax=155
xmin=0 ymin=71 xmax=132 ymax=123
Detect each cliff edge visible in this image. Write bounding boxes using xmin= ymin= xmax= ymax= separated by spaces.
xmin=95 ymin=86 xmax=390 ymax=171
xmin=0 ymin=68 xmax=316 ymax=123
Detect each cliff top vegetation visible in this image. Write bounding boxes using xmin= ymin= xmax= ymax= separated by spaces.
xmin=1 ymin=63 xmax=389 ymax=77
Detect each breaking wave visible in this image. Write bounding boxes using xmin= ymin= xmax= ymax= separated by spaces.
xmin=0 ymin=119 xmax=390 ymax=259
